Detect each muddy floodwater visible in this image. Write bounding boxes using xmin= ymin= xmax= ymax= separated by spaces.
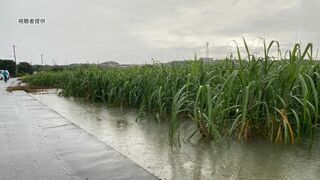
xmin=31 ymin=91 xmax=320 ymax=180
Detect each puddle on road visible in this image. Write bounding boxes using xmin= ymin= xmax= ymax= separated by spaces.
xmin=31 ymin=91 xmax=320 ymax=180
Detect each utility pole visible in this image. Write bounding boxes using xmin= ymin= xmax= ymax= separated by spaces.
xmin=13 ymin=45 xmax=17 ymax=75
xmin=13 ymin=45 xmax=17 ymax=64
xmin=41 ymin=54 xmax=44 ymax=66
xmin=205 ymin=42 xmax=209 ymax=59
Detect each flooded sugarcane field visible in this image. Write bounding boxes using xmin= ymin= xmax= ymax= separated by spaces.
xmin=3 ymin=1 xmax=320 ymax=179
xmin=31 ymin=90 xmax=320 ymax=180
xmin=16 ymin=41 xmax=320 ymax=179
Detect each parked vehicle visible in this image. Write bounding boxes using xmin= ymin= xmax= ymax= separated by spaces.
xmin=0 ymin=70 xmax=3 ymax=80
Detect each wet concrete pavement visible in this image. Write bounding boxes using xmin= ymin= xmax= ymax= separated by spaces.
xmin=0 ymin=80 xmax=158 ymax=180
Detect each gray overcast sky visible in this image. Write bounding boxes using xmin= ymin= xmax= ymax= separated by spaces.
xmin=0 ymin=0 xmax=319 ymax=65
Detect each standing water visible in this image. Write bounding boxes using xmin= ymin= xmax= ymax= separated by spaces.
xmin=32 ymin=91 xmax=320 ymax=180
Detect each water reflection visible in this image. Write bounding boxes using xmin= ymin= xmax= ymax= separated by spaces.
xmin=32 ymin=92 xmax=320 ymax=180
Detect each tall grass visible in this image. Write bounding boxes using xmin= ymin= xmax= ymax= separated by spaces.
xmin=24 ymin=40 xmax=320 ymax=146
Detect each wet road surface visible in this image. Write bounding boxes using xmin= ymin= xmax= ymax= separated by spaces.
xmin=0 ymin=80 xmax=158 ymax=180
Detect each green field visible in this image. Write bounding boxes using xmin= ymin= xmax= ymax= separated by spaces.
xmin=24 ymin=40 xmax=320 ymax=146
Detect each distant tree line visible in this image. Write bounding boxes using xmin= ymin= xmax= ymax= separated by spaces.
xmin=17 ymin=62 xmax=33 ymax=76
xmin=0 ymin=59 xmax=33 ymax=77
xmin=0 ymin=60 xmax=16 ymax=76
xmin=32 ymin=64 xmax=98 ymax=72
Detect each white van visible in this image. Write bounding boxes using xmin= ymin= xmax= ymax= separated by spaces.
xmin=0 ymin=70 xmax=3 ymax=80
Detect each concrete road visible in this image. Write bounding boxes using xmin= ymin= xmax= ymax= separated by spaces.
xmin=0 ymin=79 xmax=158 ymax=180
